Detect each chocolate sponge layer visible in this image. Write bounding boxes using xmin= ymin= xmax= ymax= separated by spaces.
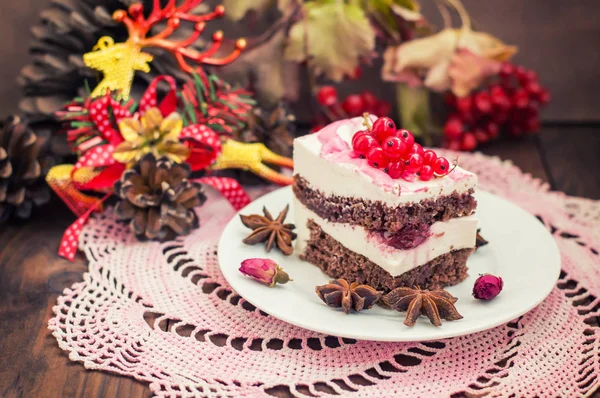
xmin=299 ymin=220 xmax=472 ymax=292
xmin=293 ymin=175 xmax=476 ymax=234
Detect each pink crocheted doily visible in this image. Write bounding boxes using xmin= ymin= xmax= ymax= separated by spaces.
xmin=49 ymin=151 xmax=600 ymax=397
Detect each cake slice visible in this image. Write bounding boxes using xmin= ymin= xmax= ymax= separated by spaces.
xmin=293 ymin=116 xmax=478 ymax=292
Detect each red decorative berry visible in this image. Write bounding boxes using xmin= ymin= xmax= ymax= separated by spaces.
xmin=353 ymin=133 xmax=379 ymax=155
xmin=525 ymin=82 xmax=542 ymax=99
xmin=538 ymin=88 xmax=551 ymax=105
xmin=351 ymin=130 xmax=371 ymax=147
xmin=474 ymin=91 xmax=492 ymax=114
xmin=376 ymin=101 xmax=392 ymax=117
xmin=445 ymin=139 xmax=461 ymax=151
xmin=419 ymin=165 xmax=434 ymax=181
xmin=444 ymin=116 xmax=463 ymax=140
xmin=423 ymin=150 xmax=437 ymax=165
xmin=410 ymin=143 xmax=424 ymax=156
xmin=513 ymin=88 xmax=529 ymax=108
xmin=342 ymin=95 xmax=365 ymax=117
xmin=455 ymin=96 xmax=472 ymax=116
xmin=361 ymin=91 xmax=379 ymax=113
xmin=387 ymin=161 xmax=404 ymax=179
xmin=372 ymin=117 xmax=396 ymax=142
xmin=461 ymin=132 xmax=478 ymax=151
xmin=401 ymin=169 xmax=416 ymax=182
xmin=382 ymin=136 xmax=407 ymax=161
xmin=433 ymin=157 xmax=450 ymax=175
xmin=474 ymin=128 xmax=489 ymax=144
xmin=310 ymin=124 xmax=325 ymax=134
xmin=483 ymin=122 xmax=500 ymax=139
xmin=396 ymin=129 xmax=415 ymax=149
xmin=366 ymin=147 xmax=388 ymax=169
xmin=499 ymin=63 xmax=515 ymax=79
xmin=316 ymin=86 xmax=338 ymax=106
xmin=404 ymin=153 xmax=423 ymax=173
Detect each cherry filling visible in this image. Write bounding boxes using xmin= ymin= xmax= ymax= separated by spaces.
xmin=383 ymin=224 xmax=431 ymax=250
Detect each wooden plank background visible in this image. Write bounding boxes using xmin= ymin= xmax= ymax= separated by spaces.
xmin=1 ymin=0 xmax=600 ymax=121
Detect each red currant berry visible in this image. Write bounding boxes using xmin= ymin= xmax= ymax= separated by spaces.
xmin=455 ymin=96 xmax=473 ymax=116
xmin=444 ymin=93 xmax=457 ymax=107
xmin=474 ymin=128 xmax=489 ymax=144
xmin=423 ymin=150 xmax=437 ymax=165
xmin=316 ymin=86 xmax=338 ymax=107
xmin=513 ymin=88 xmax=529 ymax=108
xmin=461 ymin=132 xmax=478 ymax=151
xmin=366 ymin=147 xmax=388 ymax=169
xmin=342 ymin=94 xmax=365 ymax=117
xmin=351 ymin=130 xmax=370 ymax=147
xmin=310 ymin=124 xmax=325 ymax=134
xmin=444 ymin=116 xmax=463 ymax=140
xmin=410 ymin=143 xmax=424 ymax=156
xmin=372 ymin=117 xmax=397 ymax=142
xmin=353 ymin=134 xmax=379 ymax=155
xmin=525 ymin=82 xmax=542 ymax=99
xmin=538 ymin=88 xmax=551 ymax=105
xmin=525 ymin=116 xmax=540 ymax=132
xmin=396 ymin=129 xmax=415 ymax=149
xmin=419 ymin=165 xmax=434 ymax=181
xmin=387 ymin=161 xmax=404 ymax=179
xmin=433 ymin=157 xmax=450 ymax=175
xmin=404 ymin=153 xmax=423 ymax=173
xmin=499 ymin=63 xmax=515 ymax=79
xmin=351 ymin=66 xmax=362 ymax=80
xmin=382 ymin=136 xmax=408 ymax=161
xmin=474 ymin=91 xmax=492 ymax=114
xmin=361 ymin=91 xmax=379 ymax=113
xmin=401 ymin=169 xmax=416 ymax=182
xmin=483 ymin=122 xmax=500 ymax=139
xmin=515 ymin=66 xmax=528 ymax=82
xmin=445 ymin=139 xmax=461 ymax=151
xmin=376 ymin=101 xmax=392 ymax=117
xmin=525 ymin=70 xmax=538 ymax=83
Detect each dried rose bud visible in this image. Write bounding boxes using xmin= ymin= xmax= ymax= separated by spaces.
xmin=239 ymin=258 xmax=291 ymax=287
xmin=473 ymin=274 xmax=504 ymax=300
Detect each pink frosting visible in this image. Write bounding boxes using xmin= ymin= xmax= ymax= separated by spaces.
xmin=314 ymin=118 xmax=474 ymax=194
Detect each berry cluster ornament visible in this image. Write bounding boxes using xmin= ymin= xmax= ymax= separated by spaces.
xmin=444 ymin=62 xmax=550 ymax=151
xmin=352 ymin=114 xmax=453 ymax=182
xmin=312 ymin=86 xmax=391 ymax=132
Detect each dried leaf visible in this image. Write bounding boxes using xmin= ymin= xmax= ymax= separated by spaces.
xmin=285 ymin=2 xmax=375 ymax=82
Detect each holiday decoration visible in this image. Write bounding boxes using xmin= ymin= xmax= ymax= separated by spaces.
xmin=20 ymin=0 xmax=206 ymax=124
xmin=83 ymin=0 xmax=246 ymax=99
xmin=240 ymin=205 xmax=296 ymax=255
xmin=237 ymin=103 xmax=296 ymax=157
xmin=239 ymin=258 xmax=291 ymax=287
xmin=443 ymin=62 xmax=550 ymax=151
xmin=0 ymin=115 xmax=52 ymax=223
xmin=114 ymin=154 xmax=207 ymax=240
xmin=315 ymin=279 xmax=383 ymax=314
xmin=383 ymin=286 xmax=463 ymax=327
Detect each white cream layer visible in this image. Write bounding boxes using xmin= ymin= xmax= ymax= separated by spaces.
xmin=293 ymin=117 xmax=478 ymax=206
xmin=294 ymin=198 xmax=478 ymax=277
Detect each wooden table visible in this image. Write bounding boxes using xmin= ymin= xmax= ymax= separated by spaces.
xmin=1 ymin=127 xmax=599 ymax=397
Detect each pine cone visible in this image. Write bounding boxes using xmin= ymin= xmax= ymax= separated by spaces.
xmin=238 ymin=103 xmax=296 ymax=157
xmin=19 ymin=0 xmax=208 ymax=148
xmin=114 ymin=154 xmax=207 ymax=241
xmin=0 ymin=115 xmax=53 ymax=223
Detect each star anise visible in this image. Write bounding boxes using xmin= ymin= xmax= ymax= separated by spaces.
xmin=476 ymin=229 xmax=489 ymax=249
xmin=382 ymin=286 xmax=463 ymax=327
xmin=315 ymin=279 xmax=383 ymax=314
xmin=240 ymin=205 xmax=296 ymax=255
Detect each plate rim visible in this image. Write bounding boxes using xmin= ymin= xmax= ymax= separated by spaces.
xmin=218 ymin=186 xmax=561 ymax=342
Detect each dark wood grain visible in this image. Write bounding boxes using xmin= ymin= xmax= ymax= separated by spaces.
xmin=538 ymin=125 xmax=600 ymax=199
xmin=0 ymin=199 xmax=149 ymax=398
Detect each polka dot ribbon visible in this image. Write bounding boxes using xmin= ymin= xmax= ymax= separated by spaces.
xmin=57 ymin=177 xmax=249 ymax=262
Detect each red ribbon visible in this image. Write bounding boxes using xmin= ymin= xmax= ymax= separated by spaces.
xmin=58 ymin=177 xmax=250 ymax=262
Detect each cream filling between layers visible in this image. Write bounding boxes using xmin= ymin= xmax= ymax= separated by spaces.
xmin=294 ymin=197 xmax=478 ymax=277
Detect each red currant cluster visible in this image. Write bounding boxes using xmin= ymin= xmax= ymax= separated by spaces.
xmin=313 ymin=86 xmax=391 ymax=132
xmin=352 ymin=115 xmax=452 ymax=181
xmin=444 ymin=63 xmax=550 ymax=151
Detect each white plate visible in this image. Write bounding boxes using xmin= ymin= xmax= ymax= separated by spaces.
xmin=218 ymin=187 xmax=561 ymax=342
